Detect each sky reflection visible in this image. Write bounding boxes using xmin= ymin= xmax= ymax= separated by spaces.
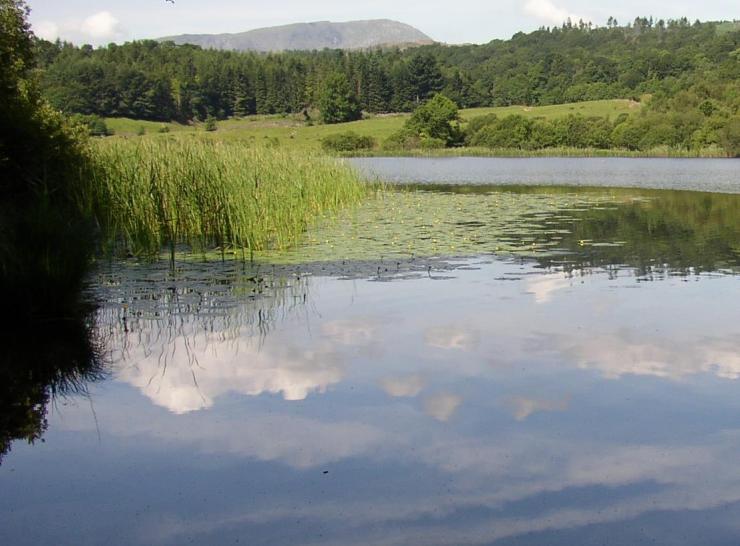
xmin=3 ymin=185 xmax=740 ymax=545
xmin=1 ymin=260 xmax=733 ymax=545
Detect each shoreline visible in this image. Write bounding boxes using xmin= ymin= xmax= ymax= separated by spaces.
xmin=340 ymin=146 xmax=733 ymax=159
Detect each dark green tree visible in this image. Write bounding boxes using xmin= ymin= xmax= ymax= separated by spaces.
xmin=1 ymin=0 xmax=97 ymax=321
xmin=232 ymin=73 xmax=255 ymax=116
xmin=407 ymin=52 xmax=444 ymax=104
xmin=361 ymin=56 xmax=392 ymax=113
xmin=387 ymin=93 xmax=462 ymax=148
xmin=318 ymin=72 xmax=361 ymax=124
xmin=720 ymin=116 xmax=740 ymax=157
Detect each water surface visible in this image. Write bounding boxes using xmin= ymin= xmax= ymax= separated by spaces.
xmin=349 ymin=157 xmax=740 ymax=193
xmin=2 ymin=182 xmax=740 ymax=546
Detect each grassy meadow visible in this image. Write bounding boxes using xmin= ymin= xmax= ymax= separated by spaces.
xmin=86 ymin=137 xmax=370 ymax=258
xmin=105 ymin=99 xmax=643 ymax=153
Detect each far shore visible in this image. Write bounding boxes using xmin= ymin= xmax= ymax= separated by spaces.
xmin=339 ymin=146 xmax=732 ymax=159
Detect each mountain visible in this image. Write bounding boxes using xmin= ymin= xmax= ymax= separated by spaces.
xmin=158 ymin=19 xmax=435 ymax=52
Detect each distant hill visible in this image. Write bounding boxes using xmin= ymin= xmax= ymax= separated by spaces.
xmin=159 ymin=19 xmax=435 ymax=52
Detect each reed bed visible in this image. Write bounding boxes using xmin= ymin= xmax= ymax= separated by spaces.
xmin=86 ymin=137 xmax=368 ymax=257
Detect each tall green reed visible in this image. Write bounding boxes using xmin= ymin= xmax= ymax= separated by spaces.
xmin=86 ymin=136 xmax=368 ymax=258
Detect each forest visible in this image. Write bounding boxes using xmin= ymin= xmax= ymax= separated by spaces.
xmin=35 ymin=18 xmax=739 ymax=123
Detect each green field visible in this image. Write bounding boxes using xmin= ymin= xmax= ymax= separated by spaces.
xmin=459 ymin=99 xmax=641 ymax=120
xmin=105 ymin=99 xmax=643 ymax=152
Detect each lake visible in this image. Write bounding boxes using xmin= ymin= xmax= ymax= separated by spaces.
xmin=349 ymin=156 xmax=740 ymax=193
xmin=2 ymin=158 xmax=740 ymax=545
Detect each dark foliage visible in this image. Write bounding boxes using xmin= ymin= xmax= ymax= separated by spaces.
xmin=0 ymin=0 xmax=104 ymax=464
xmin=34 ymin=20 xmax=739 ymax=122
xmin=321 ymin=131 xmax=376 ymax=152
xmin=466 ymin=91 xmax=740 ymax=155
xmin=0 ymin=0 xmax=96 ymax=319
xmin=0 ymin=301 xmax=105 ymax=464
xmin=386 ymin=94 xmax=463 ymax=149
xmin=319 ymin=72 xmax=361 ymax=124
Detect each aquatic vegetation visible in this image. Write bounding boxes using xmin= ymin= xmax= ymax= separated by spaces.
xmin=86 ymin=137 xmax=369 ymax=257
xmin=254 ymin=186 xmax=622 ymax=264
xmin=252 ymin=185 xmax=740 ymax=274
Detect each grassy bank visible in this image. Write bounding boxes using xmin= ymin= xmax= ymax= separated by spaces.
xmin=105 ymin=99 xmax=642 ymax=150
xmin=87 ymin=136 xmax=369 ymax=257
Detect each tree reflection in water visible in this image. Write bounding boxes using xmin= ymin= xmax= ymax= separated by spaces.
xmin=0 ymin=301 xmax=106 ymax=463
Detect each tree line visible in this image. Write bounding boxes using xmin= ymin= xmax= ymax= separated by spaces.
xmin=463 ymin=87 xmax=740 ymax=154
xmin=320 ymin=87 xmax=739 ymax=156
xmin=34 ymin=18 xmax=739 ymax=122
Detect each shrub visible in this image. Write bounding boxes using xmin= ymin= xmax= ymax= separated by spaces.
xmin=71 ymin=114 xmax=112 ymax=136
xmin=719 ymin=116 xmax=740 ymax=157
xmin=528 ymin=118 xmax=560 ymax=148
xmin=465 ymin=113 xmax=497 ymax=137
xmin=418 ymin=136 xmax=446 ymax=149
xmin=204 ymin=116 xmax=218 ymax=131
xmin=556 ymin=115 xmax=613 ymax=148
xmin=468 ymin=115 xmax=532 ymax=149
xmin=405 ymin=94 xmax=462 ymax=146
xmin=321 ymin=131 xmax=376 ymax=152
xmin=699 ymin=100 xmax=717 ymax=117
xmin=385 ymin=94 xmax=462 ymax=149
xmin=611 ymin=120 xmax=643 ymax=150
xmin=382 ymin=129 xmax=412 ymax=150
xmin=382 ymin=131 xmax=446 ymax=151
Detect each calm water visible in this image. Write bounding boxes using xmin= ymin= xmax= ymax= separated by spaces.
xmin=3 ymin=163 xmax=740 ymax=545
xmin=349 ymin=157 xmax=740 ymax=193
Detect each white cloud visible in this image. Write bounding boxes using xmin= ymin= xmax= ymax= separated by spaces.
xmin=34 ymin=20 xmax=59 ymax=41
xmin=523 ymin=0 xmax=591 ymax=25
xmin=32 ymin=11 xmax=125 ymax=45
xmin=81 ymin=11 xmax=123 ymax=40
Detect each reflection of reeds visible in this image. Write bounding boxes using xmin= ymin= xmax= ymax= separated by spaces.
xmin=86 ymin=138 xmax=368 ymax=258
xmin=94 ymin=262 xmax=312 ymax=386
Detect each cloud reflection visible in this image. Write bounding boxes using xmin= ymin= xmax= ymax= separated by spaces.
xmin=322 ymin=318 xmax=379 ymax=346
xmin=506 ymin=395 xmax=570 ymax=420
xmin=423 ymin=393 xmax=463 ymax=422
xmin=115 ymin=333 xmax=344 ymax=413
xmin=525 ymin=273 xmax=573 ymax=303
xmin=425 ymin=327 xmax=479 ymax=351
xmin=380 ymin=375 xmax=426 ymax=397
xmin=563 ymin=332 xmax=740 ymax=380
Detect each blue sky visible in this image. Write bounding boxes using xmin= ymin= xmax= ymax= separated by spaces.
xmin=26 ymin=0 xmax=739 ymax=45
